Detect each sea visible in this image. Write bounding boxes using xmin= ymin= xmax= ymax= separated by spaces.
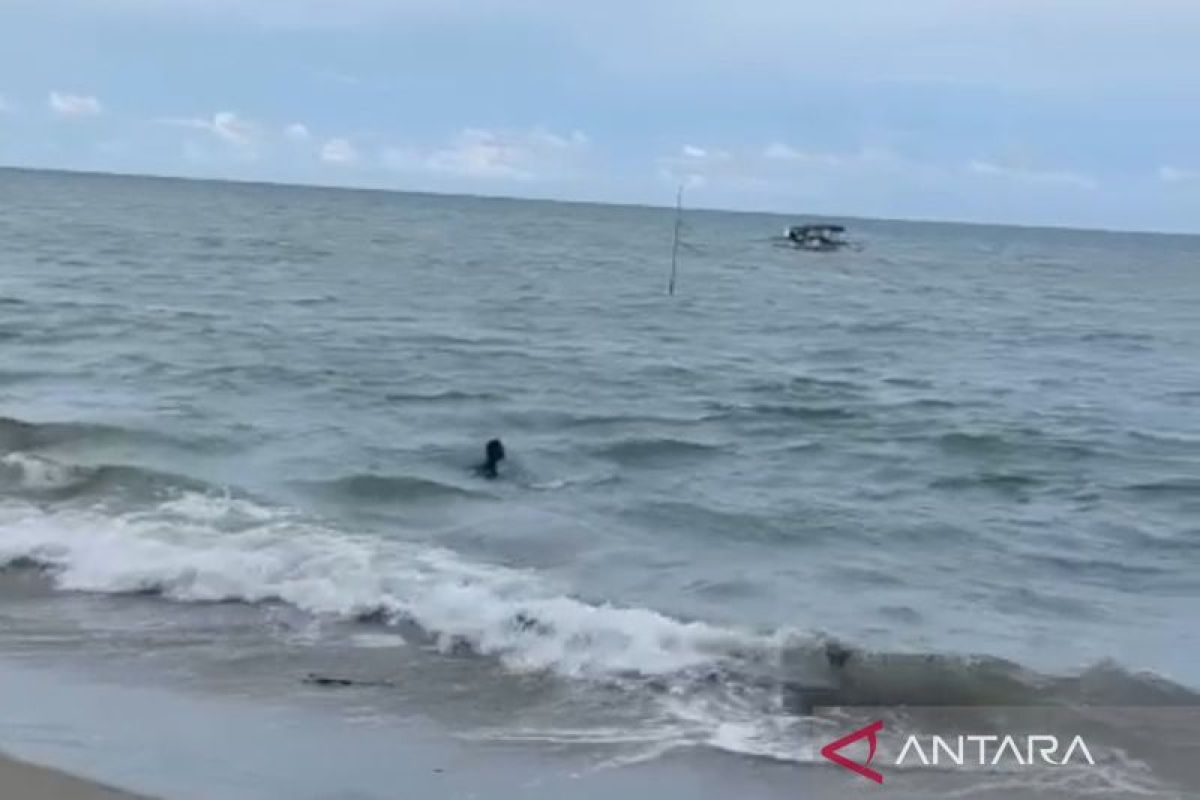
xmin=0 ymin=167 xmax=1198 ymax=799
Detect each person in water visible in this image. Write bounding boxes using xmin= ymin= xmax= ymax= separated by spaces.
xmin=476 ymin=438 xmax=505 ymax=479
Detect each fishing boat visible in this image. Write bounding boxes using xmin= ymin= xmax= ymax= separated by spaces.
xmin=785 ymin=224 xmax=849 ymax=251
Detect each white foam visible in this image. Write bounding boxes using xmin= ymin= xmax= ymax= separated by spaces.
xmin=158 ymin=491 xmax=283 ymax=523
xmin=0 ymin=453 xmax=84 ymax=491
xmin=0 ymin=494 xmax=755 ymax=679
xmin=661 ymin=691 xmax=811 ymax=763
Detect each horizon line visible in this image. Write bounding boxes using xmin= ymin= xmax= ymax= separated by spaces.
xmin=2 ymin=163 xmax=1196 ymax=239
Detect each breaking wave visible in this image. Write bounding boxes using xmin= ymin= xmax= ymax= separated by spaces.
xmin=0 ymin=493 xmax=750 ymax=677
xmin=0 ymin=481 xmax=1194 ymax=728
xmin=0 ymin=429 xmax=1195 ymax=766
xmin=0 ymin=452 xmax=208 ymax=503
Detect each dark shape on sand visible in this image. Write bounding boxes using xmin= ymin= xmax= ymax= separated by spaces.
xmin=304 ymin=673 xmax=397 ymax=689
xmin=476 ymin=438 xmax=505 ymax=479
xmin=824 ymin=640 xmax=854 ymax=669
xmin=305 ymin=674 xmax=356 ymax=687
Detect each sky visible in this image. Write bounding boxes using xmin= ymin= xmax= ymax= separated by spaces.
xmin=2 ymin=0 xmax=1200 ymax=232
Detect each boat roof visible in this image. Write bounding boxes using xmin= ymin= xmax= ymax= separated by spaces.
xmin=791 ymin=223 xmax=846 ymax=233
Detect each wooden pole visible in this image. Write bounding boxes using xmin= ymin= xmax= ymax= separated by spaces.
xmin=668 ymin=185 xmax=683 ymax=296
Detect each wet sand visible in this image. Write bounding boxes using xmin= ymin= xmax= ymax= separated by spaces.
xmin=0 ymin=753 xmax=153 ymax=800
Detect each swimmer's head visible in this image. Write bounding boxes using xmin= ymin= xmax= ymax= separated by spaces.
xmin=486 ymin=438 xmax=505 ymax=466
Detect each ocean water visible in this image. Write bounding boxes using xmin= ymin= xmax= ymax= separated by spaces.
xmin=1 ymin=168 xmax=1198 ymax=797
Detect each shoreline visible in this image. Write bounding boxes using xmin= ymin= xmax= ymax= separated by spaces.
xmin=0 ymin=752 xmax=154 ymax=800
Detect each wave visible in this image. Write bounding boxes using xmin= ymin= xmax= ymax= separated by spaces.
xmin=0 ymin=453 xmax=86 ymax=492
xmin=749 ymin=375 xmax=868 ymax=399
xmin=384 ymin=389 xmax=503 ymax=403
xmin=930 ymin=472 xmax=1043 ymax=492
xmin=1079 ymin=329 xmax=1157 ymax=346
xmin=751 ymin=403 xmax=859 ymax=420
xmin=779 ymin=648 xmax=1200 ymax=712
xmin=0 ymin=416 xmax=133 ymax=453
xmin=1024 ymin=551 xmax=1172 ymax=582
xmin=1122 ymin=477 xmax=1200 ymax=495
xmin=0 ymin=431 xmax=1194 ymax=767
xmin=526 ymin=471 xmax=620 ymax=491
xmin=0 ymin=370 xmax=52 ymax=386
xmin=880 ymin=397 xmax=961 ymax=411
xmin=294 ymin=473 xmax=490 ymax=504
xmin=0 ymin=495 xmax=749 ymax=677
xmin=883 ymin=376 xmax=935 ymax=389
xmin=706 ymin=401 xmax=859 ymax=422
xmin=595 ymin=437 xmax=726 ymax=465
xmin=1 ymin=489 xmax=1197 ymax=768
xmin=0 ymin=415 xmax=233 ymax=455
xmin=2 ymin=491 xmax=1195 ymax=706
xmin=0 ymin=453 xmax=207 ymax=503
xmin=560 ymin=411 xmax=717 ymax=429
xmin=935 ymin=428 xmax=1096 ymax=460
xmin=937 ymin=430 xmax=1012 ymax=453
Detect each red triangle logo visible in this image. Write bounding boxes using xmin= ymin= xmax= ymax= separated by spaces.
xmin=820 ymin=720 xmax=884 ymax=784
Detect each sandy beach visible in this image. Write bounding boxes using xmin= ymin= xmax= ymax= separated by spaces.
xmin=0 ymin=753 xmax=152 ymax=800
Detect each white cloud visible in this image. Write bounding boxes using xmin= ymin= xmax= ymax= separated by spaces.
xmin=661 ymin=141 xmax=850 ymax=189
xmin=762 ymin=142 xmax=799 ymax=161
xmin=313 ymin=69 xmax=361 ymax=86
xmin=320 ymin=137 xmax=358 ymax=164
xmin=677 ymin=146 xmax=1094 ymax=197
xmin=967 ymin=160 xmax=1097 ymax=190
xmin=680 ymin=145 xmax=730 ymax=161
xmin=48 ymin=91 xmax=102 ymax=118
xmin=160 ymin=111 xmax=258 ymax=148
xmin=1158 ymin=165 xmax=1199 ymax=184
xmin=427 ymin=129 xmax=529 ymax=178
xmin=385 ymin=127 xmax=589 ymax=180
xmin=762 ymin=142 xmax=843 ymax=167
xmin=658 ymin=144 xmax=743 ymax=188
xmin=284 ymin=122 xmax=311 ymax=141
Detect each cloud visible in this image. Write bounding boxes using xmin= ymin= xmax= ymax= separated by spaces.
xmin=762 ymin=143 xmax=843 ymax=167
xmin=48 ymin=91 xmax=102 ymax=118
xmin=385 ymin=127 xmax=589 ymax=180
xmin=313 ymin=69 xmax=361 ymax=86
xmin=967 ymin=160 xmax=1097 ymax=190
xmin=1158 ymin=165 xmax=1199 ymax=184
xmin=658 ymin=144 xmax=735 ymax=186
xmin=320 ymin=137 xmax=358 ymax=164
xmin=659 ymin=141 xmax=861 ymax=189
xmin=284 ymin=122 xmax=311 ymax=141
xmin=762 ymin=142 xmax=801 ymax=161
xmin=160 ymin=111 xmax=258 ymax=148
xmin=673 ymin=144 xmax=1096 ymax=198
xmin=681 ymin=145 xmax=731 ymax=161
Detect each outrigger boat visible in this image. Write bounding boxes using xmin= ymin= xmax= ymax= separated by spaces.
xmin=784 ymin=224 xmax=849 ymax=251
